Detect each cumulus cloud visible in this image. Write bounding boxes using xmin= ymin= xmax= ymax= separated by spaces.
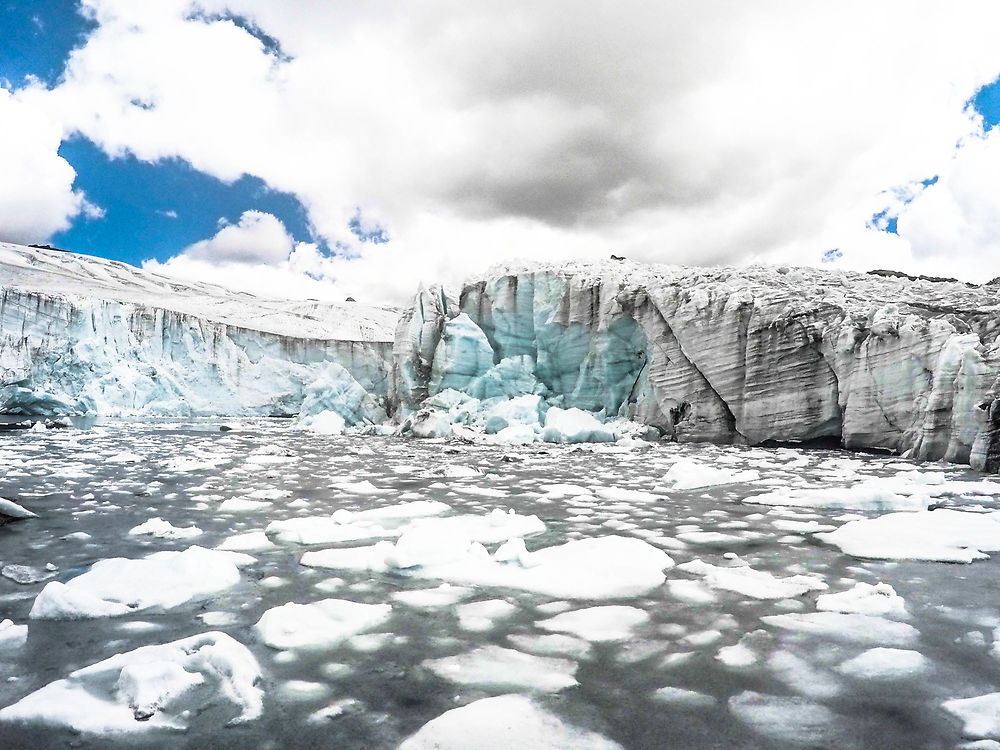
xmin=13 ymin=0 xmax=1000 ymax=299
xmin=0 ymin=86 xmax=96 ymax=243
xmin=181 ymin=210 xmax=293 ymax=264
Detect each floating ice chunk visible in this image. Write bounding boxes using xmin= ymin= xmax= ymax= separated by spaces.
xmin=386 ymin=526 xmax=479 ymax=569
xmin=408 ymin=409 xmax=453 ymax=438
xmin=659 ymin=460 xmax=761 ymax=491
xmin=216 ymin=530 xmax=275 ymax=552
xmin=433 ymin=464 xmax=483 ymax=478
xmin=537 ymin=605 xmax=648 ymax=642
xmin=398 ymin=694 xmax=623 ymax=750
xmin=768 ymin=650 xmax=841 ymax=699
xmin=332 ymin=480 xmax=382 ymax=495
xmin=254 ymin=599 xmax=391 ymax=650
xmin=199 ymin=611 xmax=240 ymax=627
xmin=279 ymin=680 xmax=330 ymax=701
xmin=456 ymin=599 xmax=518 ymax=631
xmin=943 ymin=693 xmax=1000 ymax=740
xmin=427 ymin=535 xmax=672 ymax=599
xmin=411 ymin=509 xmax=546 ymax=545
xmin=391 ymin=584 xmax=472 ymax=608
xmin=337 ymin=500 xmax=451 ymax=522
xmin=667 ymin=579 xmax=718 ymax=603
xmin=716 ymin=630 xmax=771 ymax=667
xmin=164 ymin=456 xmax=227 ymax=472
xmin=0 ymin=619 xmax=28 ymax=650
xmin=494 ymin=423 xmax=537 ymax=444
xmin=675 ymin=530 xmax=747 ymax=545
xmin=507 ymin=634 xmax=592 ymax=659
xmin=493 ymin=537 xmax=536 ymax=566
xmin=307 ymin=698 xmax=361 ymax=724
xmin=761 ymin=612 xmax=919 ymax=646
xmin=2 ymin=564 xmax=55 ymax=584
xmin=267 ymin=517 xmax=393 ymax=545
xmin=0 ymin=632 xmax=262 ymax=732
xmin=816 ymin=509 xmax=1000 ymax=563
xmin=302 ymin=410 xmax=346 ymax=434
xmin=539 ymin=484 xmax=593 ymax=498
xmin=676 ymin=559 xmax=827 ymax=600
xmin=128 ymin=517 xmax=202 ymax=540
xmin=541 ymin=408 xmax=616 ymax=444
xmin=835 ymin=647 xmax=928 ymax=680
xmin=0 ymin=497 xmax=36 ymax=519
xmin=816 ymin=582 xmax=907 ymax=618
xmin=302 ymin=534 xmax=670 ymax=599
xmin=728 ymin=691 xmax=838 ymax=745
xmin=771 ymin=518 xmax=837 ymax=533
xmin=745 ymin=482 xmax=929 ymax=512
xmin=484 ymin=394 xmax=544 ymax=434
xmin=594 ymin=486 xmax=660 ymax=503
xmin=651 ymin=686 xmax=717 ymax=707
xmin=29 ymin=546 xmax=252 ymax=619
xmin=423 ymin=645 xmax=577 ymax=692
xmin=218 ymin=497 xmax=271 ymax=513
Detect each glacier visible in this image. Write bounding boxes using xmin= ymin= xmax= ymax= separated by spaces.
xmin=392 ymin=260 xmax=1000 ymax=471
xmin=0 ymin=243 xmax=396 ymax=420
xmin=4 ymin=242 xmax=1000 ymax=471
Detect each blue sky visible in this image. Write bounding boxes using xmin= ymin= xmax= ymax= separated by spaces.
xmin=0 ymin=0 xmax=319 ymax=268
xmin=2 ymin=2 xmax=1000 ymax=300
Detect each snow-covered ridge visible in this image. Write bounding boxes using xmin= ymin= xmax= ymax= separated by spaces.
xmin=394 ymin=259 xmax=1000 ymax=471
xmin=1 ymin=243 xmax=395 ymax=417
xmin=1 ymin=243 xmax=398 ymax=341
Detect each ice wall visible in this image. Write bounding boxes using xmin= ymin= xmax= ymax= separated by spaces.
xmin=0 ymin=244 xmax=396 ymax=419
xmin=393 ymin=261 xmax=1000 ymax=470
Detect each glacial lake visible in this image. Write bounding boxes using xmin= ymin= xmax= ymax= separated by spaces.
xmin=1 ymin=420 xmax=999 ymax=749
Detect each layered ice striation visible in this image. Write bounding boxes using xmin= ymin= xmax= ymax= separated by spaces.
xmin=0 ymin=243 xmax=396 ymax=419
xmin=392 ymin=260 xmax=1000 ymax=469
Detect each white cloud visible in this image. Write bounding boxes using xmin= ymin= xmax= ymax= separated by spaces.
xmin=0 ymin=87 xmax=94 ymax=243
xmin=13 ymin=1 xmax=1000 ymax=298
xmin=181 ymin=210 xmax=293 ymax=264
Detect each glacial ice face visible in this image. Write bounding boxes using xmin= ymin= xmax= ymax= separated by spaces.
xmin=393 ymin=260 xmax=1000 ymax=469
xmin=0 ymin=243 xmax=395 ymax=419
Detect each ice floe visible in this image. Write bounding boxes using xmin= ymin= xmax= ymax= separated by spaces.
xmin=29 ymin=546 xmax=253 ymax=619
xmin=0 ymin=618 xmax=28 ymax=651
xmin=943 ymin=692 xmax=1000 ymax=740
xmin=761 ymin=612 xmax=919 ymax=646
xmin=835 ymin=647 xmax=928 ymax=680
xmin=658 ymin=459 xmax=760 ymax=491
xmin=817 ymin=509 xmax=1000 ymax=563
xmin=536 ymin=605 xmax=648 ymax=641
xmin=398 ymin=694 xmax=623 ymax=750
xmin=0 ymin=632 xmax=262 ymax=732
xmin=128 ymin=517 xmax=202 ymax=540
xmin=815 ymin=582 xmax=907 ymax=618
xmin=422 ymin=645 xmax=578 ymax=691
xmin=254 ymin=598 xmax=392 ymax=650
xmin=676 ymin=559 xmax=827 ymax=599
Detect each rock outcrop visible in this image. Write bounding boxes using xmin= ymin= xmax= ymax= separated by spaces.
xmin=392 ymin=261 xmax=1000 ymax=470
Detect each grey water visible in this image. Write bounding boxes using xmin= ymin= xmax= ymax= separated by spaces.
xmin=0 ymin=420 xmax=998 ymax=749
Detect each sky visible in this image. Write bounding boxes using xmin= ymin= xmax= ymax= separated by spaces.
xmin=2 ymin=1 xmax=1000 ymax=304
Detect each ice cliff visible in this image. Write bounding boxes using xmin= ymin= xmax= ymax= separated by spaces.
xmin=392 ymin=261 xmax=1000 ymax=471
xmin=0 ymin=244 xmax=397 ymax=420
xmin=6 ymin=242 xmax=1000 ymax=473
